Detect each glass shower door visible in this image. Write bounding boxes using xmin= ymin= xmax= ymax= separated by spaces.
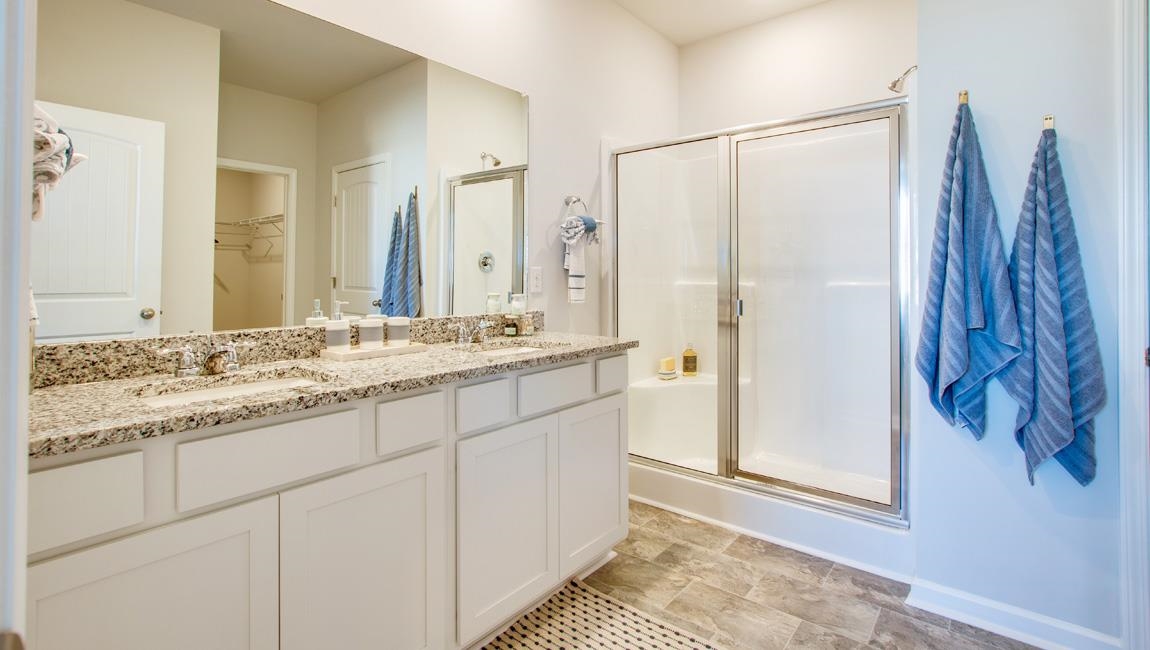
xmin=733 ymin=110 xmax=903 ymax=508
xmin=617 ymin=138 xmax=720 ymax=475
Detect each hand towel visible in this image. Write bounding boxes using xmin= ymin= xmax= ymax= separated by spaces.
xmin=398 ymin=190 xmax=422 ymax=318
xmin=31 ymin=103 xmax=86 ymax=221
xmin=560 ymin=215 xmax=589 ymax=303
xmin=998 ymin=129 xmax=1106 ymax=485
xmin=380 ymin=206 xmax=404 ymax=316
xmin=915 ymin=103 xmax=1021 ymax=438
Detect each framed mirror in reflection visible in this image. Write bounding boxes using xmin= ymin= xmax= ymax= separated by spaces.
xmin=31 ymin=0 xmax=528 ymax=343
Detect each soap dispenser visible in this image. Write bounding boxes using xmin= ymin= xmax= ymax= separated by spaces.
xmin=332 ymin=300 xmax=349 ymax=321
xmin=305 ymin=299 xmax=328 ymax=327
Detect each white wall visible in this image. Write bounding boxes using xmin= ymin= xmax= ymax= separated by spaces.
xmin=427 ymin=60 xmax=528 ymax=314
xmin=315 ymin=59 xmax=429 ymax=313
xmin=274 ymin=0 xmax=680 ymax=333
xmin=678 ymin=0 xmax=916 ymax=133
xmin=909 ymin=1 xmax=1122 ymax=646
xmin=218 ymin=82 xmax=317 ymax=324
xmin=36 ymin=0 xmax=220 ymax=334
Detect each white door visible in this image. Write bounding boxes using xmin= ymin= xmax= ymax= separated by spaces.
xmin=26 ymin=496 xmax=279 ymax=650
xmin=456 ymin=415 xmax=559 ymax=646
xmin=332 ymin=159 xmax=389 ymax=317
xmin=558 ymin=394 xmax=629 ymax=576
xmin=30 ymin=101 xmax=164 ymax=342
xmin=280 ymin=448 xmax=445 ymax=650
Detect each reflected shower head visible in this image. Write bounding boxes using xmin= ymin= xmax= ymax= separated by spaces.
xmin=480 ymin=151 xmax=502 ymax=168
xmin=888 ymin=65 xmax=918 ymax=94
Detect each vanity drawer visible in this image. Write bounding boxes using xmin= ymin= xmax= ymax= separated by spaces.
xmin=376 ymin=391 xmax=447 ymax=456
xmin=518 ymin=363 xmax=595 ymax=417
xmin=29 ymin=452 xmax=145 ymax=554
xmin=596 ymin=355 xmax=628 ymax=395
xmin=456 ymin=377 xmax=513 ymax=435
xmin=176 ymin=410 xmax=360 ymax=512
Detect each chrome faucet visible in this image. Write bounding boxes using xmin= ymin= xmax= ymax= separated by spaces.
xmin=157 ymin=345 xmax=200 ymax=378
xmin=457 ymin=320 xmax=494 ymax=344
xmin=202 ymin=336 xmax=255 ymax=375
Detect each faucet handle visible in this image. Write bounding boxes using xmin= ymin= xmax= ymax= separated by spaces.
xmin=157 ymin=345 xmax=199 ymax=377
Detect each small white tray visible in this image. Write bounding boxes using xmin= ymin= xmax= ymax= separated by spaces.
xmin=319 ymin=342 xmax=428 ymax=361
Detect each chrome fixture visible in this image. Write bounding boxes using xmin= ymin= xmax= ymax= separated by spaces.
xmin=457 ymin=320 xmax=494 ymax=344
xmin=480 ymin=151 xmax=502 ymax=169
xmin=203 ymin=336 xmax=255 ymax=375
xmin=158 ymin=345 xmax=200 ymax=378
xmin=887 ymin=65 xmax=918 ymax=94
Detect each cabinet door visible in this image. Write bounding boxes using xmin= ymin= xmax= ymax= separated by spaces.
xmin=280 ymin=447 xmax=445 ymax=650
xmin=558 ymin=394 xmax=629 ymax=576
xmin=26 ymin=496 xmax=279 ymax=650
xmin=456 ymin=415 xmax=559 ymax=645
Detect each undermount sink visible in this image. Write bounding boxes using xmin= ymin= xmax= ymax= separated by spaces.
xmin=137 ymin=368 xmax=332 ymax=408
xmin=475 ymin=346 xmax=543 ymax=358
xmin=455 ymin=338 xmax=569 ymax=359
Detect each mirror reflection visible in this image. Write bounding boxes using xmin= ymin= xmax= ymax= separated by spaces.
xmin=31 ymin=0 xmax=528 ymax=342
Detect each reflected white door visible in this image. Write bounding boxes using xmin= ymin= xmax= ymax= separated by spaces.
xmin=332 ymin=159 xmax=389 ymax=317
xmin=31 ymin=102 xmax=164 ymax=342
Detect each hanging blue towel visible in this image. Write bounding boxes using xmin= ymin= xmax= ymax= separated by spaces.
xmin=397 ymin=190 xmax=422 ymax=318
xmin=998 ymin=129 xmax=1106 ymax=485
xmin=915 ymin=103 xmax=1021 ymax=438
xmin=380 ymin=206 xmax=403 ymax=315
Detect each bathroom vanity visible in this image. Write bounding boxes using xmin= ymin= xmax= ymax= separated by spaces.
xmin=25 ymin=330 xmax=635 ymax=650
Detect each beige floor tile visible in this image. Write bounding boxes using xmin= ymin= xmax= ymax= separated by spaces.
xmin=643 ymin=510 xmax=740 ymax=550
xmin=652 ymin=542 xmax=765 ymax=597
xmin=948 ymin=619 xmax=1037 ymax=650
xmin=746 ymin=570 xmax=880 ymax=643
xmin=628 ymin=499 xmax=665 ymax=526
xmin=723 ymin=534 xmax=835 ymax=585
xmin=665 ymin=580 xmax=802 ymax=650
xmin=785 ymin=621 xmax=863 ymax=649
xmin=585 ymin=551 xmax=694 ymax=608
xmin=869 ymin=609 xmax=985 ymax=650
xmin=821 ymin=564 xmax=951 ymax=629
xmin=614 ymin=524 xmax=677 ymax=561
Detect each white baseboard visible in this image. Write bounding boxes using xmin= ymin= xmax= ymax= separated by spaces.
xmin=907 ymin=579 xmax=1121 ymax=650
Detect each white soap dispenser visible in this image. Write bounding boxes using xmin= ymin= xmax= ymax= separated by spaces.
xmin=305 ymin=299 xmax=328 ymax=327
xmin=332 ymin=300 xmax=349 ymax=322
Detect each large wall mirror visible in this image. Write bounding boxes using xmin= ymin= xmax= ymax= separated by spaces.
xmin=32 ymin=0 xmax=528 ymax=342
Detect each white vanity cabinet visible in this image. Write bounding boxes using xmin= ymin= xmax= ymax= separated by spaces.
xmin=456 ymin=415 xmax=560 ymax=645
xmin=26 ymin=496 xmax=280 ymax=650
xmin=280 ymin=446 xmax=445 ymax=650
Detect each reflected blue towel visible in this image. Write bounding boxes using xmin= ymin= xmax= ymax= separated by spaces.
xmin=999 ymin=129 xmax=1106 ymax=485
xmin=397 ymin=190 xmax=422 ymax=318
xmin=915 ymin=103 xmax=1021 ymax=437
xmin=380 ymin=206 xmax=403 ymax=315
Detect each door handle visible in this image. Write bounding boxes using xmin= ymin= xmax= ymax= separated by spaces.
xmin=140 ymin=307 xmax=157 ymax=320
xmin=371 ymin=299 xmax=382 ymax=308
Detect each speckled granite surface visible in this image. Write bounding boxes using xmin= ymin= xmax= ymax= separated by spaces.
xmin=32 ymin=311 xmax=545 ymax=389
xmin=29 ymin=331 xmax=636 ymax=459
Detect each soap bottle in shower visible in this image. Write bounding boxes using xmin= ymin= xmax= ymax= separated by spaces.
xmin=682 ymin=343 xmax=698 ymax=377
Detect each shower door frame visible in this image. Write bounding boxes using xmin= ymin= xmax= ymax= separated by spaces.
xmin=612 ymin=97 xmax=910 ymax=526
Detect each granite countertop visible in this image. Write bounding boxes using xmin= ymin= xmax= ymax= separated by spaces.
xmin=29 ymin=332 xmax=637 ymax=459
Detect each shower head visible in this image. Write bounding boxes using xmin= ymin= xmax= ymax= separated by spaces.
xmin=887 ymin=65 xmax=918 ymax=94
xmin=480 ymin=151 xmax=502 ymax=168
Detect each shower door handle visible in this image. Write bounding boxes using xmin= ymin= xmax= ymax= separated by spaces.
xmin=736 ymin=299 xmax=744 ymax=317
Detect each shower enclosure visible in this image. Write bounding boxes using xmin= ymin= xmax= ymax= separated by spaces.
xmin=614 ymin=99 xmax=908 ymax=520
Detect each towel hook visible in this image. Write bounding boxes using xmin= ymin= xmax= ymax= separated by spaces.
xmin=958 ymin=90 xmax=969 ymax=104
xmin=1043 ymin=114 xmax=1055 ymax=130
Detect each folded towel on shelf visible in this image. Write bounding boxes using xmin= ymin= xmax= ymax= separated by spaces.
xmin=998 ymin=128 xmax=1106 ymax=485
xmin=915 ymin=102 xmax=1020 ymax=438
xmin=31 ymin=103 xmax=86 ymax=221
xmin=380 ymin=206 xmax=404 ymax=315
xmin=397 ymin=190 xmax=423 ymax=318
xmin=560 ymin=215 xmax=590 ymax=304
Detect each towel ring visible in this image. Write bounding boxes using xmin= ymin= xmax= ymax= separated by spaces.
xmin=563 ymin=195 xmax=607 ymax=226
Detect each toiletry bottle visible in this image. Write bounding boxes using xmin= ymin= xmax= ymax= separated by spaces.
xmin=325 ymin=319 xmax=351 ymax=353
xmin=682 ymin=343 xmax=698 ymax=377
xmin=486 ymin=293 xmax=502 ymax=314
xmin=387 ymin=316 xmax=411 ymax=346
xmin=333 ymin=300 xmax=349 ymax=321
xmin=504 ymin=319 xmax=518 ymax=337
xmin=305 ymin=299 xmax=328 ymax=327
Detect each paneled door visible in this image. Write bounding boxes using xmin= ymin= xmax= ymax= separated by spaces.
xmin=331 ymin=157 xmax=389 ymax=316
xmin=31 ymin=101 xmax=164 ymax=342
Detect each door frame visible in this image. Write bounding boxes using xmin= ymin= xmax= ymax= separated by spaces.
xmin=0 ymin=0 xmax=34 ymax=644
xmin=329 ymin=153 xmax=391 ymax=313
xmin=1118 ymin=0 xmax=1150 ymax=646
xmin=217 ymin=158 xmax=298 ymax=326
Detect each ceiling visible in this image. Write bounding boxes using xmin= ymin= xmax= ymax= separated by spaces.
xmin=130 ymin=0 xmax=420 ymax=103
xmin=612 ymin=0 xmax=831 ymax=45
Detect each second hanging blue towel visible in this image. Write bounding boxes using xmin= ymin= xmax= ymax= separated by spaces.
xmin=916 ymin=103 xmax=1021 ymax=438
xmin=999 ymin=128 xmax=1106 ymax=485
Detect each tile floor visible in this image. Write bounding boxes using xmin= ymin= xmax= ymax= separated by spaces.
xmin=585 ymin=501 xmax=1036 ymax=650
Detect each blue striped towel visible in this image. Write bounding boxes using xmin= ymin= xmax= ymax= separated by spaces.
xmin=380 ymin=206 xmax=403 ymax=315
xmin=915 ymin=103 xmax=1021 ymax=438
xmin=397 ymin=190 xmax=422 ymax=318
xmin=998 ymin=129 xmax=1106 ymax=485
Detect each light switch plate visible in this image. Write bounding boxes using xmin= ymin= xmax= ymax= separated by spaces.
xmin=529 ymin=266 xmax=543 ymax=293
